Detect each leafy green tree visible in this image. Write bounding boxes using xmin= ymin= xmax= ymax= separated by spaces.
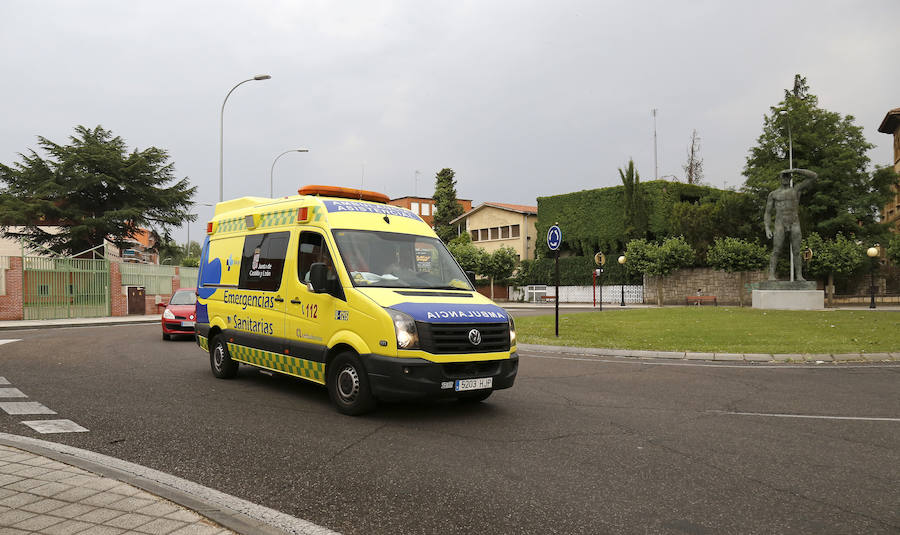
xmin=706 ymin=237 xmax=768 ymax=306
xmin=625 ymin=236 xmax=694 ymax=306
xmin=887 ymin=233 xmax=900 ymax=267
xmin=619 ymin=159 xmax=648 ymax=240
xmin=432 ymin=168 xmax=465 ymax=243
xmin=482 ymin=246 xmax=518 ymax=299
xmin=447 ymin=232 xmax=487 ymax=276
xmin=802 ymin=232 xmax=864 ymax=306
xmin=0 ymin=125 xmax=195 ymax=255
xmin=181 ymin=256 xmax=200 ymax=267
xmin=742 ymin=75 xmax=893 ymax=240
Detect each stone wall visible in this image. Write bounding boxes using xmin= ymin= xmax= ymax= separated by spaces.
xmin=644 ymin=267 xmax=771 ymax=306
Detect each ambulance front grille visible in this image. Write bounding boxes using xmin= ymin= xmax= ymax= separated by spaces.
xmin=416 ymin=322 xmax=510 ymax=354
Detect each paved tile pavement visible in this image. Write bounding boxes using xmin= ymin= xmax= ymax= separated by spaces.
xmin=0 ymin=444 xmax=234 ymax=535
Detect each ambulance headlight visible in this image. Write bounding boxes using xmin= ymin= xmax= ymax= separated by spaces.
xmin=508 ymin=315 xmax=516 ymax=347
xmin=387 ymin=309 xmax=419 ymax=350
xmin=163 ymin=309 xmax=175 ymax=320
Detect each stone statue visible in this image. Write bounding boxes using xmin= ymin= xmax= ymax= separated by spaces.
xmin=764 ymin=168 xmax=817 ymax=281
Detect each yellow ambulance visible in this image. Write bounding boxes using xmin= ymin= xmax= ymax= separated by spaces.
xmin=195 ymin=185 xmax=518 ymax=415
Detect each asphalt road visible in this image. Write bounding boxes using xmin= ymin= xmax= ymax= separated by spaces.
xmin=0 ymin=324 xmax=898 ymax=534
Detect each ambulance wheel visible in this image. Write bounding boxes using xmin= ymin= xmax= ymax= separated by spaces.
xmin=327 ymin=352 xmax=375 ymax=416
xmin=457 ymin=390 xmax=492 ymax=403
xmin=210 ymin=336 xmax=238 ymax=379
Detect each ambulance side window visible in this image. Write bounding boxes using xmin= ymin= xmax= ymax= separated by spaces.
xmin=297 ymin=232 xmax=341 ymax=296
xmin=238 ymin=231 xmax=290 ymax=291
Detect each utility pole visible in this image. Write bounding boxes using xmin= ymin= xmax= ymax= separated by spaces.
xmin=651 ymin=109 xmax=658 ymax=180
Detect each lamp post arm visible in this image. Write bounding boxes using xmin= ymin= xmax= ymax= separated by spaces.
xmin=219 ymin=78 xmax=261 ymax=202
xmin=270 ymin=150 xmax=294 ymax=198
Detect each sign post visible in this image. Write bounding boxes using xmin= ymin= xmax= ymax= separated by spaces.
xmin=547 ymin=225 xmax=562 ymax=337
xmin=593 ymin=253 xmax=605 ymax=311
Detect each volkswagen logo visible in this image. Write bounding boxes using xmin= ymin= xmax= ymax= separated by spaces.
xmin=468 ymin=329 xmax=482 ymax=346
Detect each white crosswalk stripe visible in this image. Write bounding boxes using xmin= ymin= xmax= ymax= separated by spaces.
xmin=0 ymin=402 xmax=57 ymax=415
xmin=0 ymin=339 xmax=22 ymax=346
xmin=21 ymin=419 xmax=89 ymax=433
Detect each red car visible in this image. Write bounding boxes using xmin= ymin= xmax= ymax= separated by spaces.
xmin=161 ymin=288 xmax=197 ymax=340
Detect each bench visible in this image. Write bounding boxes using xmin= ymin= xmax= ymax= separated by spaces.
xmin=686 ymin=295 xmax=717 ymax=306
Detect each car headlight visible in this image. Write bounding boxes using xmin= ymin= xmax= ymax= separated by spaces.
xmin=508 ymin=315 xmax=516 ymax=347
xmin=387 ymin=308 xmax=419 ymax=350
xmin=163 ymin=309 xmax=175 ymax=320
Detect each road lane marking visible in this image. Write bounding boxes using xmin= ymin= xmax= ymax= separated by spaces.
xmin=0 ymin=402 xmax=56 ymax=415
xmin=0 ymin=339 xmax=21 ymax=346
xmin=708 ymin=410 xmax=900 ymax=422
xmin=21 ymin=420 xmax=89 ymax=433
xmin=0 ymin=377 xmax=9 ymax=385
xmin=521 ymin=353 xmax=900 ymax=369
xmin=0 ymin=388 xmax=27 ymax=398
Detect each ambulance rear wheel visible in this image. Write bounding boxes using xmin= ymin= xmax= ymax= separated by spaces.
xmin=327 ymin=352 xmax=375 ymax=416
xmin=210 ymin=336 xmax=238 ymax=379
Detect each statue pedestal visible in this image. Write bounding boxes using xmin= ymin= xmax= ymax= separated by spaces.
xmin=752 ymin=281 xmax=823 ymax=310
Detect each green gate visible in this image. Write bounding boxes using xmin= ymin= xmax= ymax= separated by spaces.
xmin=23 ymin=256 xmax=111 ymax=320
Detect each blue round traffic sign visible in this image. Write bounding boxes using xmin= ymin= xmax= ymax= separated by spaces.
xmin=547 ymin=225 xmax=561 ymax=251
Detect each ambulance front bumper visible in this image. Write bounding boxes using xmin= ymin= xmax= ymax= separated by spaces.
xmin=360 ymin=353 xmax=518 ymax=401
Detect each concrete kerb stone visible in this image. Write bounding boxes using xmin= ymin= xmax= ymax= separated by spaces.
xmin=832 ymin=353 xmax=862 ymax=362
xmin=742 ymin=353 xmax=772 ymax=362
xmin=713 ymin=353 xmax=743 ymax=361
xmin=685 ymin=352 xmax=715 ymax=360
xmin=803 ymin=354 xmax=834 ymax=363
xmin=862 ymin=352 xmax=893 ymax=362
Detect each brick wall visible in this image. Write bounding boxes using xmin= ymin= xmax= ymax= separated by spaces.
xmin=109 ymin=262 xmax=127 ymax=317
xmin=644 ymin=267 xmax=770 ymax=306
xmin=0 ymin=257 xmax=23 ymax=320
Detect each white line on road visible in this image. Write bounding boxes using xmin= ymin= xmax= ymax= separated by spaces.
xmin=0 ymin=388 xmax=27 ymax=398
xmin=0 ymin=339 xmax=21 ymax=346
xmin=521 ymin=353 xmax=900 ymax=369
xmin=21 ymin=419 xmax=89 ymax=433
xmin=708 ymin=410 xmax=900 ymax=422
xmin=0 ymin=402 xmax=56 ymax=415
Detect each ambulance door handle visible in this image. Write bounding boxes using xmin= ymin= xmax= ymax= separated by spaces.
xmin=274 ymin=297 xmax=284 ymax=303
xmin=290 ymin=299 xmax=302 ymax=305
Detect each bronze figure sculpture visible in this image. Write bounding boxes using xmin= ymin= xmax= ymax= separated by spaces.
xmin=764 ymin=168 xmax=817 ymax=281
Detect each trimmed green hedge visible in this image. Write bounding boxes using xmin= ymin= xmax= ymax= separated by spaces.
xmin=512 ymin=256 xmax=638 ymax=286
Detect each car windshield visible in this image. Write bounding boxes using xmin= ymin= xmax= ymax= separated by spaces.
xmin=331 ymin=229 xmax=472 ymax=290
xmin=169 ymin=290 xmax=197 ymax=305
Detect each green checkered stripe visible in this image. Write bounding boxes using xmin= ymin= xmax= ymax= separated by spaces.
xmin=216 ymin=216 xmax=246 ymax=233
xmin=259 ymin=208 xmax=297 ymax=228
xmin=227 ymin=342 xmax=325 ymax=384
xmin=198 ymin=335 xmax=209 ymax=352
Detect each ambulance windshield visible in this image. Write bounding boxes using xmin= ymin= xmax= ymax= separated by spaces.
xmin=332 ymin=230 xmax=472 ymax=290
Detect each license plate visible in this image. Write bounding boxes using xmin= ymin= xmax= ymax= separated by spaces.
xmin=181 ymin=321 xmax=195 ymax=327
xmin=454 ymin=377 xmax=492 ymax=391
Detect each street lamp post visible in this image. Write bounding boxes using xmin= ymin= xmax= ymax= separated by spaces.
xmin=270 ymin=148 xmax=309 ymax=198
xmin=618 ymin=255 xmax=626 ymax=306
xmin=219 ymin=74 xmax=271 ymax=202
xmin=867 ymin=245 xmax=879 ymax=309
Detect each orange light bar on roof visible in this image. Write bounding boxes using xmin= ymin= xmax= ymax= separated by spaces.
xmin=298 ymin=185 xmax=390 ymax=204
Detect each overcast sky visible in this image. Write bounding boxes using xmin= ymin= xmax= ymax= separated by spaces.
xmin=2 ymin=0 xmax=898 ymax=244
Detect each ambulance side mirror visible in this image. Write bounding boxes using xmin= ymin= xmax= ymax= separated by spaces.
xmin=309 ymin=263 xmax=328 ymax=293
xmin=466 ymin=270 xmax=476 ymax=287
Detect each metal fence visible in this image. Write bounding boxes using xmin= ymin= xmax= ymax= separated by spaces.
xmin=830 ymin=294 xmax=900 ymax=307
xmin=119 ymin=263 xmax=176 ymax=295
xmin=23 ymin=256 xmax=110 ymax=320
xmin=511 ymin=285 xmax=644 ymax=304
xmin=178 ymin=267 xmax=199 ymax=290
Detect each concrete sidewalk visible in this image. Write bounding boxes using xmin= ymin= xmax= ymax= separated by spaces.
xmin=0 ymin=434 xmax=336 ymax=535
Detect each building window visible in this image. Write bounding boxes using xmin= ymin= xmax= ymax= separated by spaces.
xmin=490 ymin=227 xmax=499 ymax=240
xmin=410 ymin=202 xmax=419 ymax=214
xmin=471 ymin=230 xmax=479 ymax=241
xmin=479 ymin=229 xmax=488 ymax=241
xmin=511 ymin=224 xmax=520 ymax=238
xmin=422 ymin=203 xmax=430 ymax=216
xmin=501 ymin=226 xmax=510 ymax=239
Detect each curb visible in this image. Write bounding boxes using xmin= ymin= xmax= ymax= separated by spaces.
xmin=0 ymin=433 xmax=337 ymax=535
xmin=516 ymin=343 xmax=900 ymax=363
xmin=0 ymin=318 xmax=160 ymax=331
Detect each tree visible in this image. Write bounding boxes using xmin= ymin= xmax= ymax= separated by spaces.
xmin=625 ymin=236 xmax=694 ymax=306
xmin=0 ymin=125 xmax=195 ymax=256
xmin=447 ymin=232 xmax=487 ymax=276
xmin=619 ymin=159 xmax=647 ymax=240
xmin=683 ymin=129 xmax=704 ymax=185
xmin=887 ymin=233 xmax=900 ymax=268
xmin=802 ymin=232 xmax=864 ymax=306
xmin=432 ymin=168 xmax=465 ymax=243
xmin=706 ymin=237 xmax=768 ymax=306
xmin=742 ymin=75 xmax=893 ymax=241
xmin=482 ymin=246 xmax=518 ymax=299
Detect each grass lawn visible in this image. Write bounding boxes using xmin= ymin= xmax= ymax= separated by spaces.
xmin=512 ymin=307 xmax=900 ymax=354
